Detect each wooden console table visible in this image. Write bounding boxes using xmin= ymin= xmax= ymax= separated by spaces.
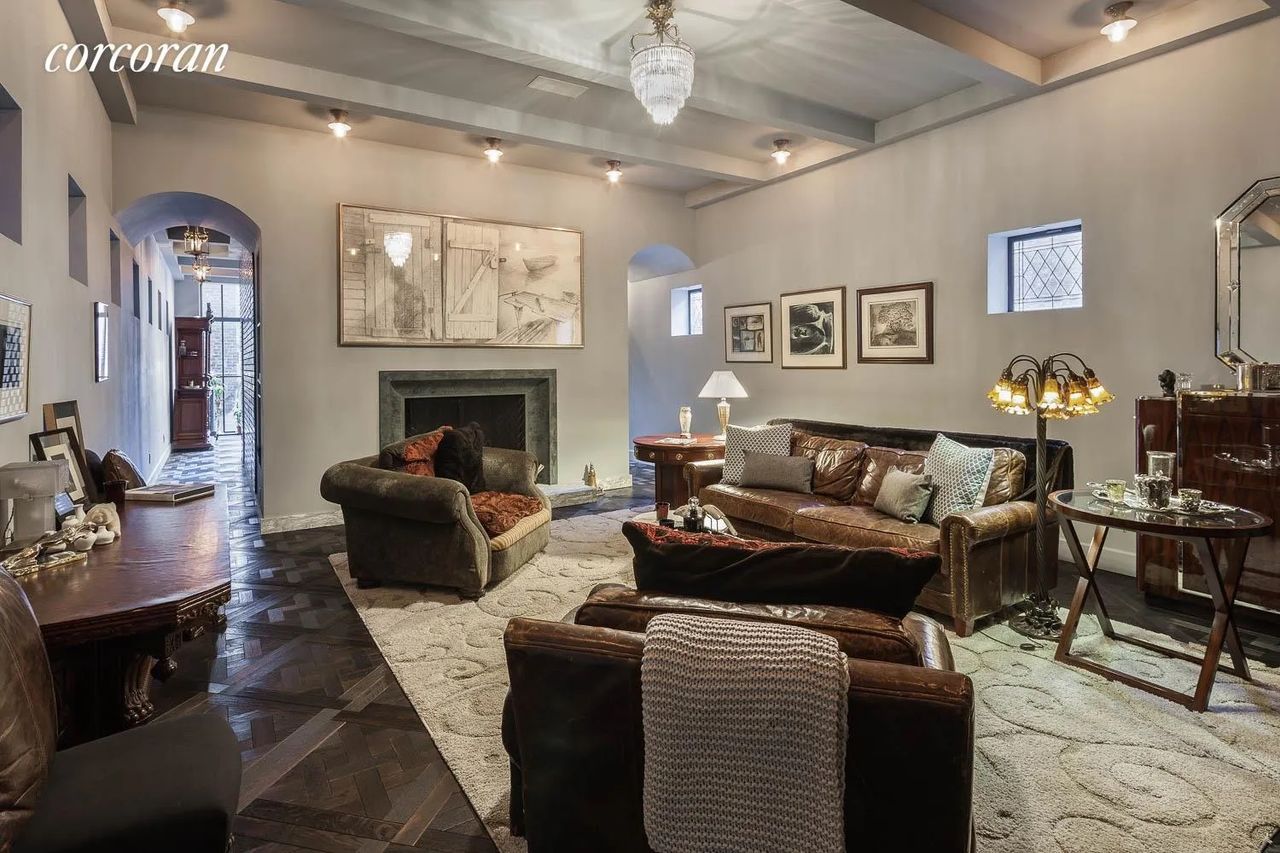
xmin=17 ymin=489 xmax=231 ymax=744
xmin=633 ymin=434 xmax=725 ymax=507
xmin=1050 ymin=489 xmax=1272 ymax=712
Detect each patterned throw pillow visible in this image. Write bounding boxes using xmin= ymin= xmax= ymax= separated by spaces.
xmin=722 ymin=423 xmax=792 ymax=485
xmin=923 ymin=434 xmax=995 ymax=525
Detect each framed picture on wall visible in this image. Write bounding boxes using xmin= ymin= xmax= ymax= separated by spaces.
xmin=0 ymin=293 xmax=32 ymax=424
xmin=723 ymin=302 xmax=773 ymax=363
xmin=94 ymin=302 xmax=109 ymax=382
xmin=30 ymin=428 xmax=92 ymax=505
xmin=779 ymin=286 xmax=846 ymax=369
xmin=337 ymin=203 xmax=583 ymax=349
xmin=856 ymin=282 xmax=934 ymax=364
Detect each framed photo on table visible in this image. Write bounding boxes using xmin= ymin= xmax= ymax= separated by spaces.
xmin=30 ymin=428 xmax=92 ymax=505
xmin=857 ymin=281 xmax=934 ymax=364
xmin=723 ymin=302 xmax=773 ymax=363
xmin=780 ymin=286 xmax=846 ymax=369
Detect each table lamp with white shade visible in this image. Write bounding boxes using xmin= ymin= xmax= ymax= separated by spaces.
xmin=698 ymin=370 xmax=748 ymax=440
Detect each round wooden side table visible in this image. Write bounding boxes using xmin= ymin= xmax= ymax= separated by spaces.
xmin=632 ymin=434 xmax=725 ymax=507
xmin=1049 ymin=488 xmax=1272 ymax=712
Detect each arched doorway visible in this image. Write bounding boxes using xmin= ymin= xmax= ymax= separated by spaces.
xmin=114 ymin=192 xmax=264 ymax=506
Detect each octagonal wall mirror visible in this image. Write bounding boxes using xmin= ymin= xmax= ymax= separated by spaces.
xmin=1217 ymin=176 xmax=1280 ymax=367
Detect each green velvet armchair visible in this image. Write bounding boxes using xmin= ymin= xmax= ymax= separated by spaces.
xmin=320 ymin=443 xmax=551 ymax=597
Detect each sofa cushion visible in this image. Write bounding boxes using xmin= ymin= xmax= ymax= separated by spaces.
xmin=790 ymin=432 xmax=868 ymax=502
xmin=621 ymin=521 xmax=941 ymax=618
xmin=701 ymin=483 xmax=842 ymax=532
xmin=436 ymin=423 xmax=487 ymax=492
xmin=722 ymin=423 xmax=792 ymax=485
xmin=471 ymin=491 xmax=545 ymax=538
xmin=576 ymin=585 xmax=923 ymax=666
xmin=379 ymin=429 xmax=449 ymax=477
xmin=740 ymin=452 xmax=814 ymax=494
xmin=793 ymin=505 xmax=942 ymax=557
xmin=923 ymin=434 xmax=995 ymax=524
xmin=982 ymin=447 xmax=1026 ymax=506
xmin=853 ymin=447 xmax=928 ymax=506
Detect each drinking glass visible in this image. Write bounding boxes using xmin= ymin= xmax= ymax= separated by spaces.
xmin=1104 ymin=479 xmax=1126 ymax=502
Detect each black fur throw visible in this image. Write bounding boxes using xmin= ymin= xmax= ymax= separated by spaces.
xmin=435 ymin=422 xmax=486 ymax=492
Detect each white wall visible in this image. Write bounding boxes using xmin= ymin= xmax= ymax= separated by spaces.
xmin=113 ymin=110 xmax=696 ymax=522
xmin=630 ymin=18 xmax=1280 ymax=571
xmin=0 ymin=2 xmax=172 ymax=490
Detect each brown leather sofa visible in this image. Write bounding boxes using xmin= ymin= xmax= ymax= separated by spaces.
xmin=502 ymin=584 xmax=975 ymax=853
xmin=685 ymin=418 xmax=1073 ymax=636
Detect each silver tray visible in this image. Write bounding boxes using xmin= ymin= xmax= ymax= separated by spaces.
xmin=1089 ymin=489 xmax=1232 ymax=516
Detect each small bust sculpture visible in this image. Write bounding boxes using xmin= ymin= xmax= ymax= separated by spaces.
xmin=1158 ymin=369 xmax=1177 ymax=397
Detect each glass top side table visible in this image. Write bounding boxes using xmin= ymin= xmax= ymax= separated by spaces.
xmin=1048 ymin=489 xmax=1273 ymax=712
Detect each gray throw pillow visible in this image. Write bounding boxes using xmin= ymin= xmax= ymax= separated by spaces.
xmin=923 ymin=434 xmax=995 ymax=524
xmin=874 ymin=468 xmax=933 ymax=523
xmin=722 ymin=423 xmax=792 ymax=485
xmin=740 ymin=452 xmax=814 ymax=494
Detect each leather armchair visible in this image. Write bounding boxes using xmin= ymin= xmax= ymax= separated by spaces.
xmin=502 ymin=586 xmax=975 ymax=853
xmin=0 ymin=568 xmax=241 ymax=853
xmin=321 ymin=446 xmax=551 ymax=596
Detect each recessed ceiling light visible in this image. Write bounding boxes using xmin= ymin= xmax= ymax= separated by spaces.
xmin=605 ymin=160 xmax=623 ymax=184
xmin=157 ymin=1 xmax=195 ymax=34
xmin=771 ymin=139 xmax=792 ymax=165
xmin=327 ymin=109 xmax=351 ymax=138
xmin=483 ymin=137 xmax=503 ymax=163
xmin=1101 ymin=2 xmax=1137 ymax=43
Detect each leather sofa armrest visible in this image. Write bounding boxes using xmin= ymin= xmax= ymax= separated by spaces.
xmin=320 ymin=459 xmax=472 ymax=523
xmin=576 ymin=584 xmax=952 ymax=671
xmin=940 ymin=500 xmax=1037 ymax=547
xmin=683 ymin=459 xmax=724 ymax=498
xmin=482 ymin=448 xmax=548 ymax=509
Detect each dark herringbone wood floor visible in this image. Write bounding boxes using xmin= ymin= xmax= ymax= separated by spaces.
xmin=151 ymin=443 xmax=1277 ymax=852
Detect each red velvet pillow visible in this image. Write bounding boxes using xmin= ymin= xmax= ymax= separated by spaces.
xmin=621 ymin=521 xmax=939 ymax=618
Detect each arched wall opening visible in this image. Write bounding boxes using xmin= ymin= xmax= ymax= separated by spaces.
xmin=114 ymin=192 xmax=264 ymax=504
xmin=627 ymin=243 xmax=704 ymax=443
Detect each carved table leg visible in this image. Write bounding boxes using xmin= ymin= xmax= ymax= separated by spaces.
xmin=123 ymin=652 xmax=158 ymax=728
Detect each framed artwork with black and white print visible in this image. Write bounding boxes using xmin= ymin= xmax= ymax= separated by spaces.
xmin=0 ymin=294 xmax=32 ymax=424
xmin=780 ymin=286 xmax=846 ymax=369
xmin=723 ymin=302 xmax=773 ymax=363
xmin=857 ymin=281 xmax=934 ymax=364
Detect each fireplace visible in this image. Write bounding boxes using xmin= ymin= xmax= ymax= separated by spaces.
xmin=405 ymin=394 xmax=526 ymax=452
xmin=379 ymin=370 xmax=556 ymax=483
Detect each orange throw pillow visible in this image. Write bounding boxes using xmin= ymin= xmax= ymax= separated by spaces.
xmin=389 ymin=429 xmax=449 ymax=477
xmin=471 ymin=491 xmax=545 ymax=538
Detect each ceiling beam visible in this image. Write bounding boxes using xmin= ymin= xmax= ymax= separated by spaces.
xmin=836 ymin=0 xmax=1041 ymax=93
xmin=276 ymin=0 xmax=877 ymax=147
xmin=113 ymin=29 xmax=770 ymax=185
xmin=56 ymin=0 xmax=137 ymax=123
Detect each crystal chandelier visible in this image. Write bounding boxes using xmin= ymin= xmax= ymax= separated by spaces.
xmin=630 ymin=1 xmax=695 ymax=126
xmin=383 ymin=231 xmax=413 ymax=268
xmin=192 ymin=255 xmax=212 ymax=283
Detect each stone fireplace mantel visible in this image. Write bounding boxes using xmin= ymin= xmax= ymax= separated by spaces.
xmin=378 ymin=369 xmax=557 ymax=483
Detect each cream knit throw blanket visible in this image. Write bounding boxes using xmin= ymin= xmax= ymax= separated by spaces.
xmin=640 ymin=614 xmax=850 ymax=853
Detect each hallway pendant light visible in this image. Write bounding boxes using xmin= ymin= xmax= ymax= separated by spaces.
xmin=630 ymin=1 xmax=695 ymax=126
xmin=183 ymin=226 xmax=209 ymax=256
xmin=383 ymin=231 xmax=413 ymax=268
xmin=605 ymin=160 xmax=623 ymax=183
xmin=327 ymin=109 xmax=352 ymax=138
xmin=771 ymin=139 xmax=792 ymax=165
xmin=192 ymin=255 xmax=212 ymax=283
xmin=1100 ymin=2 xmax=1137 ymax=43
xmin=157 ymin=1 xmax=195 ymax=34
xmin=483 ymin=138 xmax=503 ymax=163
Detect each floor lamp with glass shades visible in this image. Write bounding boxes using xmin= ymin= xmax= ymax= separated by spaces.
xmin=699 ymin=371 xmax=748 ymax=440
xmin=987 ymin=353 xmax=1115 ymax=640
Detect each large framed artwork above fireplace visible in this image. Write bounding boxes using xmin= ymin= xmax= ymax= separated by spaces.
xmin=378 ymin=370 xmax=556 ymax=484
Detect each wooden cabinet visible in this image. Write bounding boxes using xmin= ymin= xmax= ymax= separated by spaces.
xmin=172 ymin=316 xmax=212 ymax=452
xmin=1135 ymin=394 xmax=1280 ymax=615
xmin=633 ymin=434 xmax=726 ymax=507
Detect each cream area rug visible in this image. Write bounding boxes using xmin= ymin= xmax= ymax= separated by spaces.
xmin=330 ymin=509 xmax=1280 ymax=853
